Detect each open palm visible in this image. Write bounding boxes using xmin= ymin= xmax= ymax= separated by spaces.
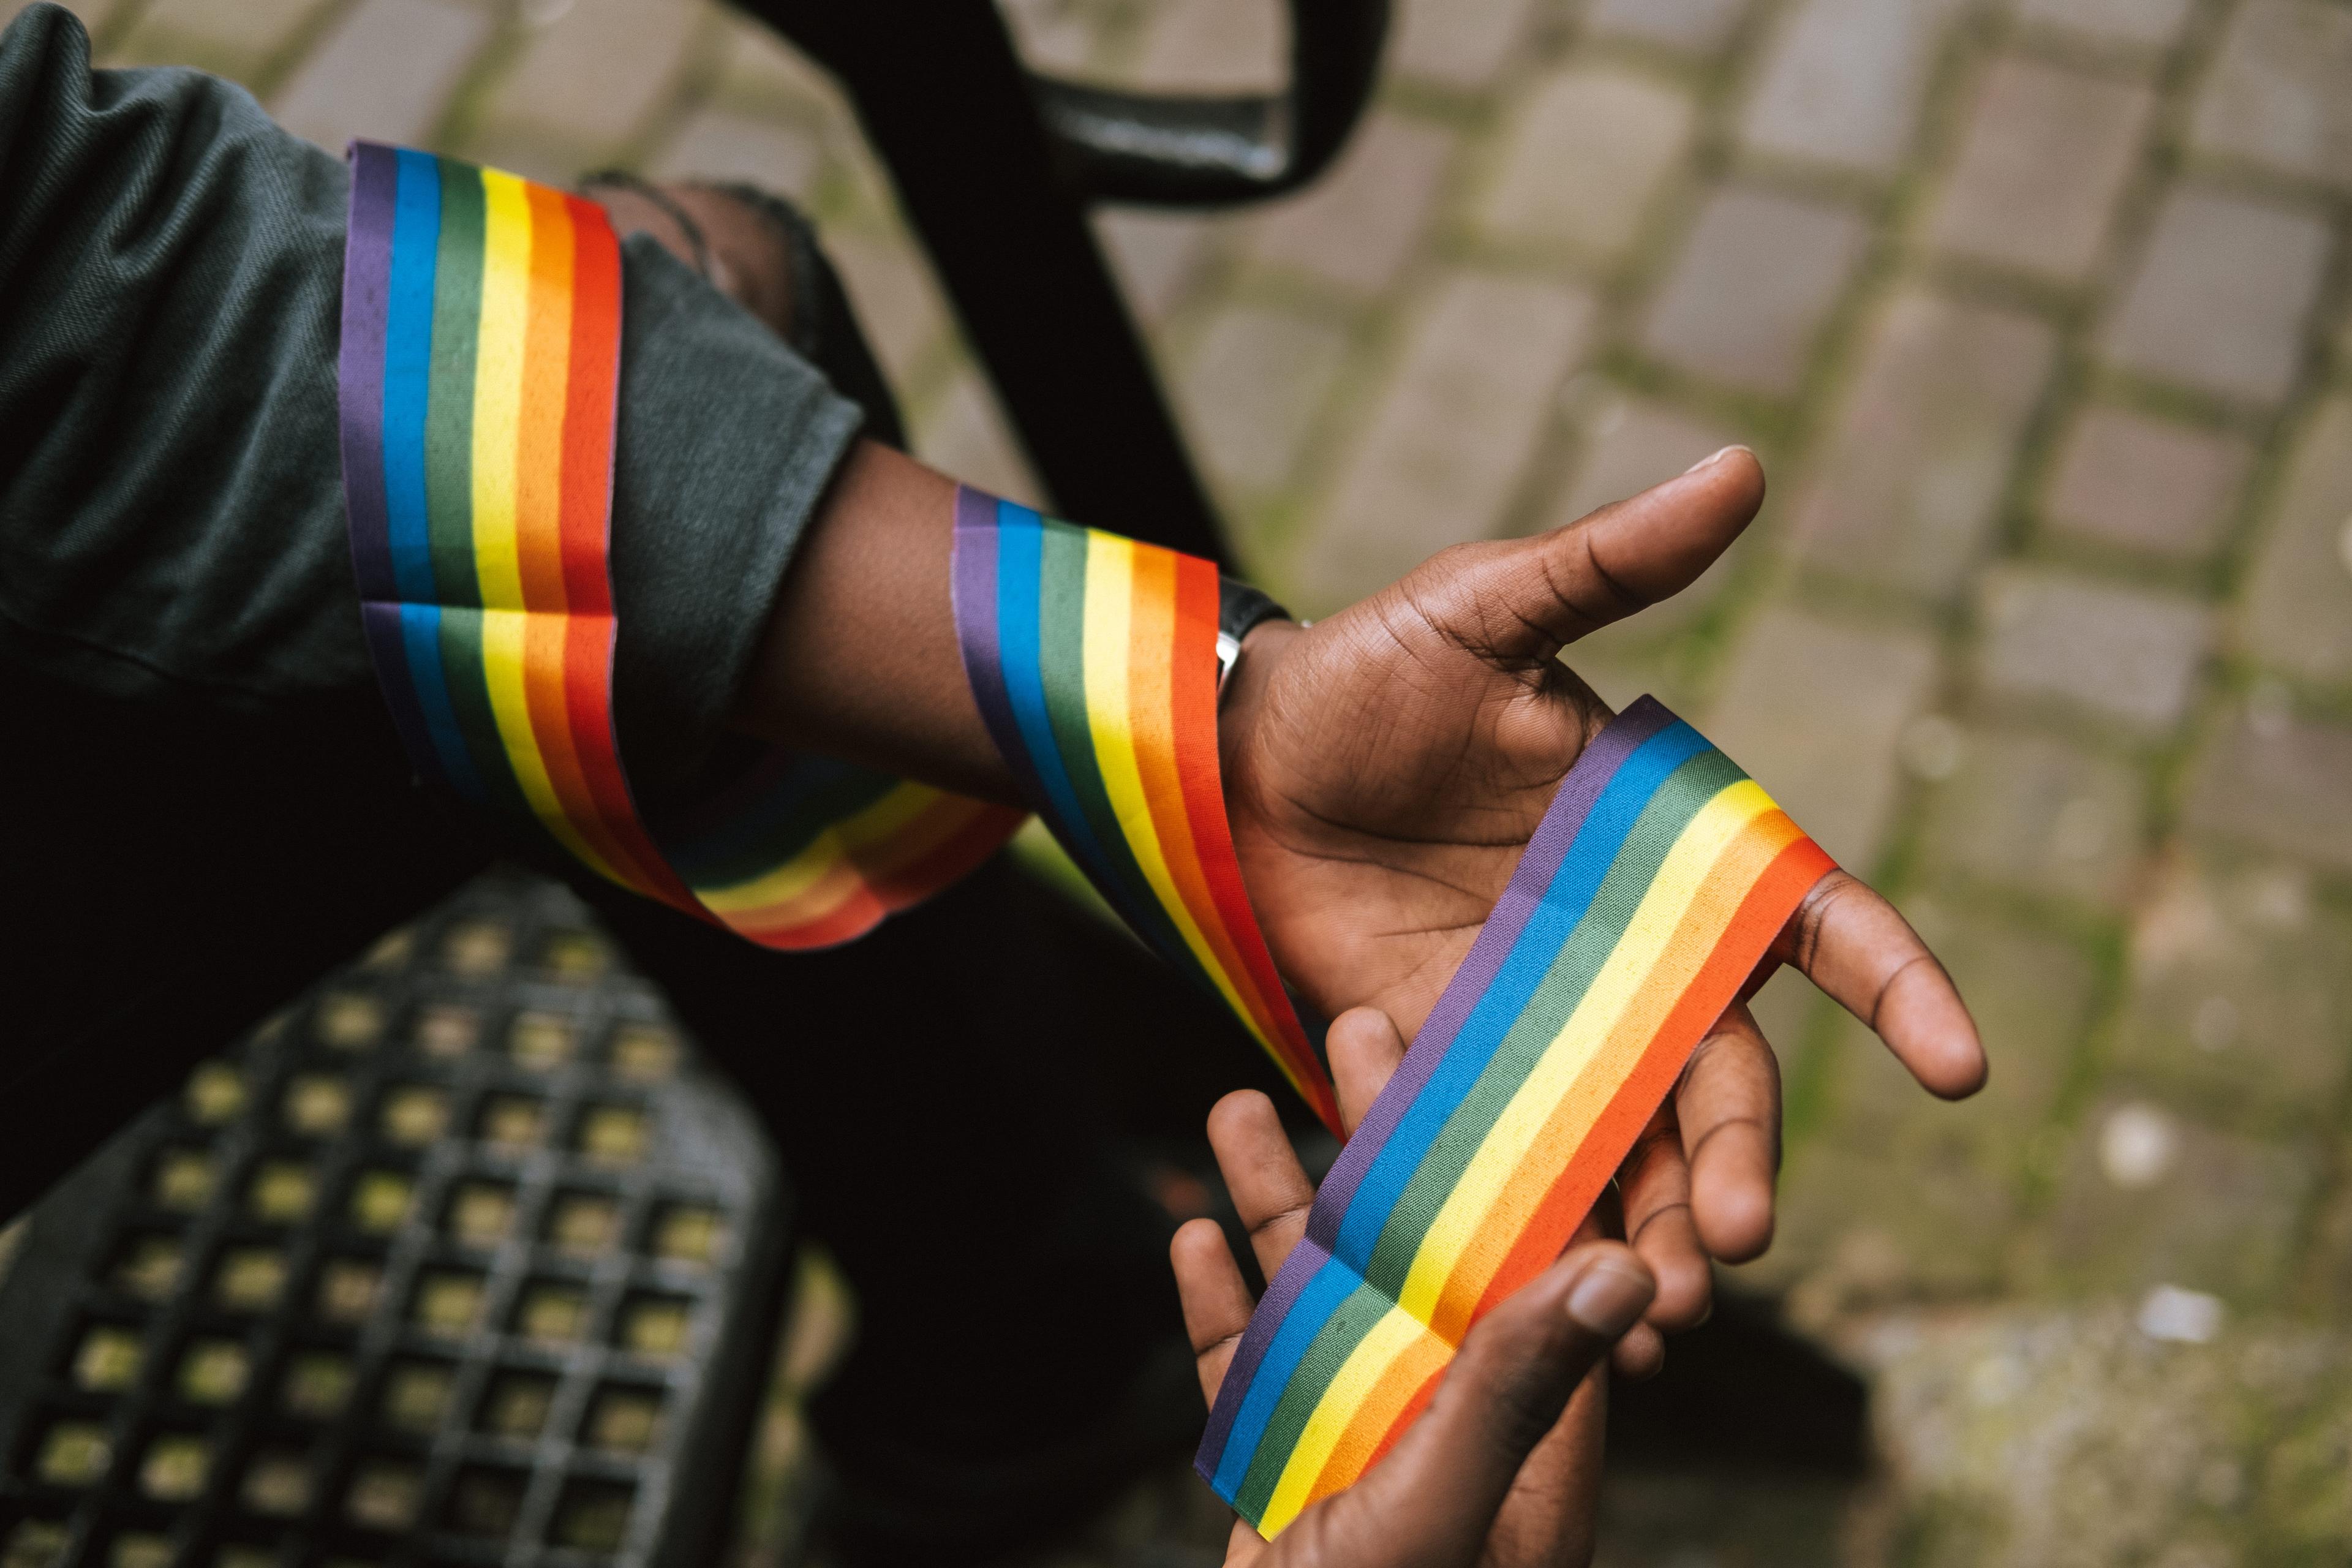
xmin=1218 ymin=449 xmax=1986 ymax=1345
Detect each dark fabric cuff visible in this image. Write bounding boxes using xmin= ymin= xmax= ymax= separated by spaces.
xmin=607 ymin=235 xmax=865 ymax=803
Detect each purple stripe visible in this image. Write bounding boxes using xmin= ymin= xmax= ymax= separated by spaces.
xmin=1196 ymin=1235 xmax=1332 ymax=1480
xmin=339 ymin=141 xmax=398 ymax=600
xmin=1306 ymin=696 xmax=1676 ymax=1245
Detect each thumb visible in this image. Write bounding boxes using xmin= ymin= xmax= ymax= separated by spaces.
xmin=1414 ymin=445 xmax=1763 ymax=665
xmin=1283 ymin=1244 xmax=1654 ymax=1566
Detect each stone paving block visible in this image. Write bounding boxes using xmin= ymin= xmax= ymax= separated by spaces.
xmin=2101 ymin=186 xmax=2332 ymax=408
xmin=1792 ymin=291 xmax=2056 ymax=600
xmin=1974 ymin=566 xmax=2212 ymax=731
xmin=1388 ymin=0 xmax=1538 ymax=89
xmin=1859 ymin=1310 xmax=2352 ymax=1568
xmin=1762 ymin=1137 xmax=2019 ymax=1303
xmin=2110 ymin=852 xmax=2352 ymax=1132
xmin=2045 ymin=1098 xmax=2319 ymax=1303
xmin=1925 ymin=56 xmax=2152 ymax=284
xmin=2012 ymin=0 xmax=2194 ymax=48
xmin=1295 ymin=272 xmax=1593 ymax=607
xmin=1134 ymin=0 xmax=1282 ymax=91
xmin=1740 ymin=0 xmax=1966 ymax=176
xmin=2240 ymin=396 xmax=2352 ymax=684
xmin=1703 ymin=607 xmax=1939 ymax=869
xmin=1915 ymin=726 xmax=2147 ymax=907
xmin=2042 ymin=405 xmax=2249 ymax=562
xmin=1583 ymin=0 xmax=1751 ymax=55
xmin=1248 ymin=112 xmax=1454 ymax=297
xmin=1540 ymin=391 xmax=1747 ymax=644
xmin=1639 ymin=184 xmax=1869 ymax=396
xmin=271 ymin=0 xmax=492 ymax=153
xmin=480 ymin=0 xmax=699 ymax=154
xmin=2191 ymin=0 xmax=2352 ymax=191
xmin=1479 ymin=65 xmax=1697 ymax=265
xmin=918 ymin=368 xmax=1042 ymax=510
xmin=821 ymin=231 xmax=946 ymax=386
xmin=2183 ymin=704 xmax=2352 ymax=874
xmin=118 ymin=0 xmax=320 ymax=80
xmin=1176 ymin=305 xmax=1348 ymax=492
xmin=1096 ymin=209 xmax=1214 ymax=323
xmin=649 ymin=108 xmax=821 ymax=195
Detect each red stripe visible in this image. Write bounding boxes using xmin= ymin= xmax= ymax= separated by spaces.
xmin=557 ymin=192 xmax=619 ymax=617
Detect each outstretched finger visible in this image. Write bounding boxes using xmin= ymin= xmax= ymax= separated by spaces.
xmin=1175 ymin=1216 xmax=1257 ymax=1406
xmin=1328 ymin=1007 xmax=1409 ymax=1136
xmin=1616 ymin=1102 xmax=1711 ymax=1333
xmin=1674 ymin=1000 xmax=1781 ymax=1262
xmin=1780 ymin=870 xmax=1986 ymax=1100
xmin=1208 ymin=1090 xmax=1320 ymax=1281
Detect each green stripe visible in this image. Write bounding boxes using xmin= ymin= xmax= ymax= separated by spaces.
xmin=1363 ymin=748 xmax=1746 ymax=1295
xmin=426 ymin=159 xmax=483 ymax=609
xmin=1232 ymin=1280 xmax=1393 ymax=1521
xmin=1033 ymin=521 xmax=1193 ymax=965
xmin=434 ymin=608 xmax=562 ymax=865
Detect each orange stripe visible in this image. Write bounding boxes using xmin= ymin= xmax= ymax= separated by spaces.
xmin=514 ymin=183 xmax=573 ymax=610
xmin=1357 ymin=1362 xmax=1443 ymax=1482
xmin=1463 ymin=832 xmax=1836 ymax=1327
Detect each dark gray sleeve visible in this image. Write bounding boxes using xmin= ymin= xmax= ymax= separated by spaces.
xmin=0 ymin=2 xmax=863 ymax=793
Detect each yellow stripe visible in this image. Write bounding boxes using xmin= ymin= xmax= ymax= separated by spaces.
xmin=1395 ymin=780 xmax=1777 ymax=1328
xmin=1077 ymin=535 xmax=1267 ymax=1045
xmin=690 ymin=781 xmax=943 ymax=913
xmin=471 ymin=169 xmax=532 ymax=612
xmin=478 ymin=609 xmax=620 ymax=882
xmin=1258 ymin=1306 xmax=1432 ymax=1536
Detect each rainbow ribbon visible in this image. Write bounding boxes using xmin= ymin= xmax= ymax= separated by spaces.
xmin=339 ymin=144 xmax=1020 ymax=949
xmin=951 ymin=488 xmax=1341 ymax=1132
xmin=1196 ymin=698 xmax=1835 ymax=1536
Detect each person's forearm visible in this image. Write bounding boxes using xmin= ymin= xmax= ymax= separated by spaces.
xmin=732 ymin=440 xmax=1022 ymax=804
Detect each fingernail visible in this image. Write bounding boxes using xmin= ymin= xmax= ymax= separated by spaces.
xmin=1565 ymin=1261 xmax=1652 ymax=1336
xmin=1683 ymin=444 xmax=1750 ymax=475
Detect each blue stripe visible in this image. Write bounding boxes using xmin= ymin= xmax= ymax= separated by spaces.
xmin=1210 ymin=1254 xmax=1361 ymax=1496
xmin=992 ymin=501 xmax=1122 ymax=888
xmin=398 ymin=605 xmax=487 ymax=803
xmin=383 ymin=148 xmax=442 ymax=603
xmin=1332 ymin=720 xmax=1713 ymax=1268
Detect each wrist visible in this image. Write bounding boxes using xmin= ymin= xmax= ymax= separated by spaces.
xmin=1218 ymin=616 xmax=1302 ymax=811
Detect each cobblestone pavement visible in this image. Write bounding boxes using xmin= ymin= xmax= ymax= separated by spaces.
xmin=16 ymin=0 xmax=2352 ymax=1559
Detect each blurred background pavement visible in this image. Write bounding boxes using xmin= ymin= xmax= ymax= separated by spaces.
xmin=8 ymin=0 xmax=2352 ymax=1560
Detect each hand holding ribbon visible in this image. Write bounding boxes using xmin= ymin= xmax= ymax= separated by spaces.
xmin=1214 ymin=448 xmax=1985 ymax=1343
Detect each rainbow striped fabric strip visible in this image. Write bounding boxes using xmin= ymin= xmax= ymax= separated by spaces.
xmin=341 ymin=143 xmax=1020 ymax=948
xmin=1196 ymin=697 xmax=1836 ymax=1536
xmin=951 ymin=487 xmax=1343 ymax=1133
